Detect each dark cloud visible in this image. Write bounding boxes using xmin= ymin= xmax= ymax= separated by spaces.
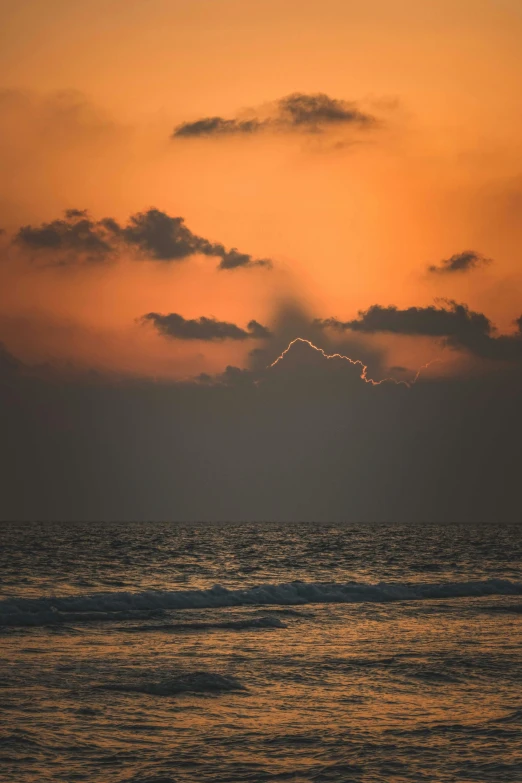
xmin=119 ymin=209 xmax=208 ymax=262
xmin=278 ymin=93 xmax=373 ymax=128
xmin=141 ymin=312 xmax=271 ymax=341
xmin=217 ymin=248 xmax=270 ymax=270
xmin=1 ymin=335 xmax=522 ymax=522
xmin=316 ymin=302 xmax=522 ymax=361
xmin=173 ymin=116 xmax=263 ymax=138
xmin=16 ymin=212 xmax=115 ymax=262
xmin=0 ymin=342 xmax=21 ymax=375
xmin=247 ymin=298 xmax=388 ymax=383
xmin=64 ymin=208 xmax=89 ymax=220
xmin=172 ymin=92 xmax=375 ymax=138
xmin=479 ymin=324 xmax=522 ymax=361
xmin=14 ymin=208 xmax=271 ymax=270
xmin=317 ymin=302 xmax=493 ymax=339
xmin=428 ymin=250 xmax=492 ymax=274
xmin=197 ymin=364 xmax=255 ymax=387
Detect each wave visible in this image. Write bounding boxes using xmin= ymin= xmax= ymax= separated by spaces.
xmin=97 ymin=671 xmax=246 ymax=696
xmin=1 ymin=578 xmax=521 ymax=627
xmin=120 ymin=615 xmax=286 ymax=632
xmin=491 ymin=707 xmax=522 ymax=724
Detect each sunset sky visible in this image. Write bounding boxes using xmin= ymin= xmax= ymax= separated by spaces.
xmin=1 ymin=0 xmax=522 ymax=521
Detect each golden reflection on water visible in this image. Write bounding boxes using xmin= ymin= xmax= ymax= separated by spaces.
xmin=3 ymin=597 xmax=521 ymax=782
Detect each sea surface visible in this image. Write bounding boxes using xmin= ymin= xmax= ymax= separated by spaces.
xmin=1 ymin=521 xmax=522 ymax=783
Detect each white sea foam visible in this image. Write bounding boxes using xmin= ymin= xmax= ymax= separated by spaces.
xmin=1 ymin=578 xmax=521 ymax=627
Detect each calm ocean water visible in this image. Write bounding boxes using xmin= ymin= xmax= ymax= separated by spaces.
xmin=1 ymin=522 xmax=522 ymax=782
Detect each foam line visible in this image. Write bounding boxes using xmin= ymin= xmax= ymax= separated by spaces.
xmin=1 ymin=578 xmax=521 ymax=626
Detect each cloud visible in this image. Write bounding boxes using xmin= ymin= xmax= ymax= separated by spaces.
xmin=16 ymin=212 xmax=115 ymax=262
xmin=246 ymin=298 xmax=388 ymax=383
xmin=2 ymin=333 xmax=522 ymax=522
xmin=317 ymin=302 xmax=493 ymax=339
xmin=141 ymin=312 xmax=271 ymax=341
xmin=197 ymin=364 xmax=255 ymax=387
xmin=316 ymin=301 xmax=522 ymax=361
xmin=173 ymin=117 xmax=264 ymax=138
xmin=428 ymin=250 xmax=492 ymax=274
xmin=172 ymin=92 xmax=376 ymax=138
xmin=64 ymin=208 xmax=89 ymax=219
xmin=14 ymin=208 xmax=271 ymax=270
xmin=278 ymin=93 xmax=373 ymax=128
xmin=0 ymin=342 xmax=21 ymax=376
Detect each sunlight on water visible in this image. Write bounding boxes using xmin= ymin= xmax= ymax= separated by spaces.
xmin=1 ymin=522 xmax=521 ymax=782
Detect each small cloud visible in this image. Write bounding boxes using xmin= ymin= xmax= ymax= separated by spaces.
xmin=64 ymin=208 xmax=89 ymax=220
xmin=140 ymin=312 xmax=272 ymax=342
xmin=173 ymin=116 xmax=264 ymax=138
xmin=278 ymin=93 xmax=374 ymax=129
xmin=428 ymin=250 xmax=492 ymax=275
xmin=172 ymin=92 xmax=376 ymax=139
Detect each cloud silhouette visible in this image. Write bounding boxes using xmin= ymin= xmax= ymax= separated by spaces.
xmin=428 ymin=250 xmax=492 ymax=274
xmin=172 ymin=92 xmax=376 ymax=138
xmin=15 ymin=208 xmax=271 ymax=270
xmin=16 ymin=213 xmax=115 ymax=262
xmin=316 ymin=302 xmax=522 ymax=361
xmin=317 ymin=302 xmax=492 ymax=339
xmin=174 ymin=117 xmax=264 ymax=138
xmin=141 ymin=312 xmax=271 ymax=341
xmin=3 ymin=330 xmax=522 ymax=522
xmin=117 ymin=209 xmax=269 ymax=268
xmin=278 ymin=93 xmax=373 ymax=127
xmin=0 ymin=342 xmax=21 ymax=375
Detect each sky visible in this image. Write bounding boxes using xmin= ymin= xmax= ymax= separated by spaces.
xmin=1 ymin=0 xmax=522 ymax=521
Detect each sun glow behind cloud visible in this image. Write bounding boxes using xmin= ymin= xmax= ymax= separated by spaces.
xmin=1 ymin=0 xmax=522 ymax=382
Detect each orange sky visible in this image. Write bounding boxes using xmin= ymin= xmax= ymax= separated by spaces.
xmin=1 ymin=0 xmax=522 ymax=378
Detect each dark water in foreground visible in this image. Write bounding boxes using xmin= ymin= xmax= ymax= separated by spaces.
xmin=1 ymin=522 xmax=522 ymax=782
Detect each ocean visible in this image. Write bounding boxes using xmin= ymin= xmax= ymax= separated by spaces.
xmin=1 ymin=521 xmax=521 ymax=782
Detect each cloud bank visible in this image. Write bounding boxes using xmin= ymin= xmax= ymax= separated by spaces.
xmin=1 ymin=336 xmax=521 ymax=522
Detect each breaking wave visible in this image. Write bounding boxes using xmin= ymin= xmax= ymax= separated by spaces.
xmin=1 ymin=578 xmax=521 ymax=627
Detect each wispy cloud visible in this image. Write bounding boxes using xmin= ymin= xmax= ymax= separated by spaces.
xmin=428 ymin=250 xmax=492 ymax=275
xmin=172 ymin=92 xmax=376 ymax=139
